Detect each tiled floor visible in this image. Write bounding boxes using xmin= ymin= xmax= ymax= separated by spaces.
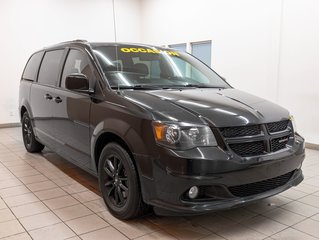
xmin=0 ymin=127 xmax=319 ymax=240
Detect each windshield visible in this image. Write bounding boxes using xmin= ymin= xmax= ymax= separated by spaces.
xmin=92 ymin=45 xmax=230 ymax=89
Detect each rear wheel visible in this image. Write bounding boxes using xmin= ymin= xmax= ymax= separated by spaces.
xmin=22 ymin=112 xmax=44 ymax=153
xmin=98 ymin=143 xmax=146 ymax=219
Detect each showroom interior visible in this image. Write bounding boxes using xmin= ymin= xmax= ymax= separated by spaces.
xmin=0 ymin=0 xmax=319 ymax=239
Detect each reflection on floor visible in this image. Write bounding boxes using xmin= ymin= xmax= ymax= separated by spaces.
xmin=1 ymin=127 xmax=319 ymax=240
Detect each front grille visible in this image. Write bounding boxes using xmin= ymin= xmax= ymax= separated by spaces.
xmin=220 ymin=125 xmax=261 ymax=138
xmin=229 ymin=141 xmax=265 ymax=157
xmin=267 ymin=120 xmax=289 ymax=133
xmin=228 ymin=171 xmax=294 ymax=197
xmin=219 ymin=119 xmax=291 ymax=157
xmin=271 ymin=136 xmax=289 ymax=152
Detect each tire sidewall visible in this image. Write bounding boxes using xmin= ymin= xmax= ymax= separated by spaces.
xmin=98 ymin=143 xmax=140 ymax=219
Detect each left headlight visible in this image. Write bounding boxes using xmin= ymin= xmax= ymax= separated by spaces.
xmin=152 ymin=121 xmax=217 ymax=150
xmin=289 ymin=115 xmax=298 ymax=133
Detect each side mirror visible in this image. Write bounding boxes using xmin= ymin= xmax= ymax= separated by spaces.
xmin=65 ymin=73 xmax=94 ymax=94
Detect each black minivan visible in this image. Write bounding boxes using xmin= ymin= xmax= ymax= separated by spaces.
xmin=19 ymin=40 xmax=305 ymax=219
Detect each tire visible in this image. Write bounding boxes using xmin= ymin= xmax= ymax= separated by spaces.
xmin=22 ymin=112 xmax=44 ymax=153
xmin=98 ymin=143 xmax=146 ymax=219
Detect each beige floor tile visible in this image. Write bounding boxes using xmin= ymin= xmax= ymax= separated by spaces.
xmin=13 ymin=169 xmax=40 ymax=178
xmin=61 ymin=183 xmax=87 ymax=194
xmin=0 ymin=208 xmax=16 ymax=222
xmin=0 ymin=198 xmax=7 ymax=209
xmin=280 ymin=188 xmax=308 ymax=200
xmin=281 ymin=200 xmax=319 ymax=217
xmin=0 ymin=179 xmax=23 ymax=189
xmin=19 ymin=211 xmax=61 ymax=231
xmin=97 ymin=210 xmax=122 ymax=225
xmin=11 ymin=201 xmax=49 ymax=218
xmin=19 ymin=174 xmax=48 ymax=184
xmin=1 ymin=232 xmax=32 ymax=240
xmin=241 ymin=215 xmax=287 ymax=235
xmin=135 ymin=230 xmax=178 ymax=240
xmin=65 ymin=214 xmax=109 ymax=235
xmin=219 ymin=207 xmax=258 ymax=222
xmin=0 ymin=186 xmax=31 ymax=198
xmin=0 ymin=172 xmax=16 ymax=181
xmin=7 ymin=165 xmax=34 ymax=172
xmin=43 ymin=195 xmax=79 ymax=210
xmin=3 ymin=193 xmax=39 ymax=207
xmin=113 ymin=219 xmax=159 ymax=239
xmin=72 ymin=190 xmax=101 ymax=203
xmin=187 ymin=214 xmax=236 ymax=233
xmin=53 ymin=204 xmax=93 ymax=221
xmin=216 ymin=223 xmax=267 ymax=240
xmin=83 ymin=198 xmax=107 ymax=213
xmin=158 ymin=221 xmax=211 ymax=240
xmin=0 ymin=220 xmax=25 ymax=238
xmin=272 ymin=227 xmax=317 ymax=240
xmin=2 ymin=160 xmax=27 ymax=167
xmin=198 ymin=234 xmax=227 ymax=240
xmin=263 ymin=207 xmax=306 ymax=226
xmin=26 ymin=180 xmax=57 ymax=192
xmin=293 ymin=218 xmax=319 ymax=238
xmin=311 ymin=213 xmax=319 ymax=221
xmin=80 ymin=227 xmax=128 ymax=240
xmin=298 ymin=194 xmax=319 ymax=208
xmin=147 ymin=215 xmax=187 ymax=227
xmin=34 ymin=187 xmax=68 ymax=201
xmin=29 ymin=222 xmax=75 ymax=240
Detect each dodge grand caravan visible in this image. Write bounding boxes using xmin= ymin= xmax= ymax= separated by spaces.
xmin=19 ymin=40 xmax=305 ymax=219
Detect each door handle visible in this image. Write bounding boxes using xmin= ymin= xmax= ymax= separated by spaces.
xmin=54 ymin=96 xmax=62 ymax=103
xmin=44 ymin=94 xmax=53 ymax=100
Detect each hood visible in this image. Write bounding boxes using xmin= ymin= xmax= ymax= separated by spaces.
xmin=122 ymin=88 xmax=289 ymax=127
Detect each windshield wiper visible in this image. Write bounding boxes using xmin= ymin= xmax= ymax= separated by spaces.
xmin=111 ymin=85 xmax=163 ymax=90
xmin=177 ymin=84 xmax=225 ymax=89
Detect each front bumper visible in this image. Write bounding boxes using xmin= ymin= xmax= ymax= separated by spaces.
xmin=135 ymin=134 xmax=305 ymax=216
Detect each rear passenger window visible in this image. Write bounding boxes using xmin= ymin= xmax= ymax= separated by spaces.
xmin=61 ymin=49 xmax=94 ymax=88
xmin=22 ymin=51 xmax=44 ymax=81
xmin=38 ymin=50 xmax=64 ymax=86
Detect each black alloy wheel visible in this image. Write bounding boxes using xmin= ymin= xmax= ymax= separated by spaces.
xmin=104 ymin=154 xmax=128 ymax=207
xmin=98 ymin=143 xmax=146 ymax=219
xmin=22 ymin=112 xmax=44 ymax=153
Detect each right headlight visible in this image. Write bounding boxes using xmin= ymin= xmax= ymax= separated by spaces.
xmin=152 ymin=121 xmax=217 ymax=150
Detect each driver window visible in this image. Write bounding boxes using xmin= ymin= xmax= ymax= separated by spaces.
xmin=61 ymin=49 xmax=94 ymax=89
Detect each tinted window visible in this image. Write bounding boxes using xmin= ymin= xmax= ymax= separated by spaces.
xmin=22 ymin=51 xmax=44 ymax=81
xmin=61 ymin=49 xmax=94 ymax=88
xmin=38 ymin=50 xmax=64 ymax=86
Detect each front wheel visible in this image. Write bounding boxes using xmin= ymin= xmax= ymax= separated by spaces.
xmin=22 ymin=112 xmax=44 ymax=153
xmin=98 ymin=143 xmax=146 ymax=219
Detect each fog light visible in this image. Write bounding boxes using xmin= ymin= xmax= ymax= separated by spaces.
xmin=188 ymin=186 xmax=199 ymax=199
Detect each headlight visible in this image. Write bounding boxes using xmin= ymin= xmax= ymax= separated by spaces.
xmin=289 ymin=115 xmax=297 ymax=133
xmin=152 ymin=121 xmax=217 ymax=149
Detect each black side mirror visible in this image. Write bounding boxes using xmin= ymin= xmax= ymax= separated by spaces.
xmin=65 ymin=73 xmax=94 ymax=94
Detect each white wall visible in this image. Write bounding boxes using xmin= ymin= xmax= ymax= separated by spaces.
xmin=277 ymin=0 xmax=319 ymax=144
xmin=0 ymin=0 xmax=141 ymax=124
xmin=140 ymin=0 xmax=319 ymax=144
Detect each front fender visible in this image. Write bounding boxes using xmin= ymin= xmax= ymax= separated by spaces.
xmin=90 ymin=118 xmax=154 ymax=171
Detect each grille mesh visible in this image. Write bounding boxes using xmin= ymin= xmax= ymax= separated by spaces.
xmin=228 ymin=171 xmax=294 ymax=197
xmin=220 ymin=125 xmax=261 ymax=138
xmin=271 ymin=136 xmax=289 ymax=152
xmin=267 ymin=120 xmax=289 ymax=133
xmin=229 ymin=141 xmax=265 ymax=157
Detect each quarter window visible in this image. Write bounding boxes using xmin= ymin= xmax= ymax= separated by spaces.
xmin=38 ymin=50 xmax=64 ymax=86
xmin=61 ymin=49 xmax=94 ymax=88
xmin=22 ymin=51 xmax=44 ymax=81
